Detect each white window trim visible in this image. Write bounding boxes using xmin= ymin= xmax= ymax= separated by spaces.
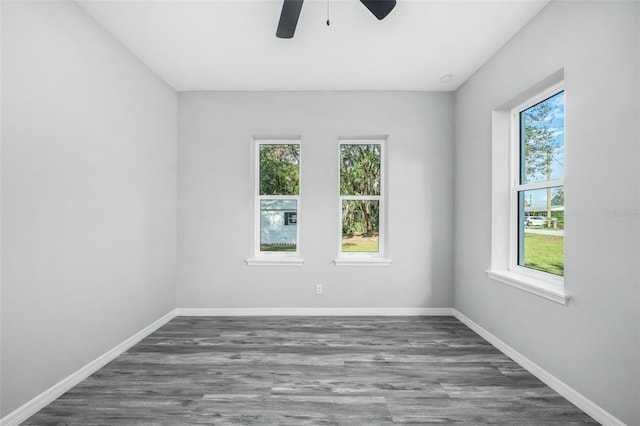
xmin=245 ymin=137 xmax=303 ymax=266
xmin=334 ymin=257 xmax=392 ymax=267
xmin=334 ymin=138 xmax=391 ymax=267
xmin=487 ymin=79 xmax=569 ymax=304
xmin=485 ymin=269 xmax=568 ymax=305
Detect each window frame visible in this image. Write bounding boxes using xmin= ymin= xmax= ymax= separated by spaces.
xmin=246 ymin=138 xmax=303 ymax=266
xmin=334 ymin=138 xmax=391 ymax=266
xmin=486 ymin=75 xmax=569 ymax=305
xmin=509 ymin=83 xmax=565 ymax=285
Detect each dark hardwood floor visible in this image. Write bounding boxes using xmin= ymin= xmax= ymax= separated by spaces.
xmin=24 ymin=316 xmax=597 ymax=425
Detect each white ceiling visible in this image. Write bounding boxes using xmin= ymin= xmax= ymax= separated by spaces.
xmin=76 ymin=0 xmax=549 ymax=92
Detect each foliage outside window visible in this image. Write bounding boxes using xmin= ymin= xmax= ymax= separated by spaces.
xmin=339 ymin=142 xmax=383 ymax=254
xmin=257 ymin=143 xmax=300 ymax=254
xmin=514 ymin=89 xmax=565 ymax=276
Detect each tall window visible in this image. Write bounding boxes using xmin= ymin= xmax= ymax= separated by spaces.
xmin=255 ymin=141 xmax=300 ymax=255
xmin=513 ymin=87 xmax=565 ymax=277
xmin=339 ymin=141 xmax=384 ymax=256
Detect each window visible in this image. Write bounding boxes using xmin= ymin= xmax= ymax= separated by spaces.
xmin=513 ymin=89 xmax=565 ymax=277
xmin=284 ymin=212 xmax=297 ymax=225
xmin=487 ymin=75 xmax=568 ymax=304
xmin=335 ymin=139 xmax=391 ymax=266
xmin=246 ymin=139 xmax=303 ymax=266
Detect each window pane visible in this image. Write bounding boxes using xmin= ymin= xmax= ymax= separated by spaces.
xmin=520 ymin=91 xmax=564 ymax=184
xmin=260 ymin=199 xmax=297 ymax=252
xmin=340 ymin=144 xmax=381 ymax=196
xmin=518 ymin=186 xmax=564 ymax=275
xmin=341 ymin=200 xmax=379 ymax=252
xmin=259 ymin=144 xmax=300 ymax=195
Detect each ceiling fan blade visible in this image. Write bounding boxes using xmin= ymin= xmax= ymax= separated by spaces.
xmin=360 ymin=0 xmax=396 ymax=20
xmin=276 ymin=0 xmax=304 ymax=39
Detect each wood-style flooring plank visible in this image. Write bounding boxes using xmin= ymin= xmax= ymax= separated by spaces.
xmin=23 ymin=316 xmax=598 ymax=425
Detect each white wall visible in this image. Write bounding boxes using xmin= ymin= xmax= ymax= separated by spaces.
xmin=5 ymin=0 xmax=636 ymax=423
xmin=178 ymin=91 xmax=453 ymax=309
xmin=1 ymin=1 xmax=177 ymax=416
xmin=453 ymin=2 xmax=639 ymax=424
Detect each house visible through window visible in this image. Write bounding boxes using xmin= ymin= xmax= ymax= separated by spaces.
xmin=514 ymin=88 xmax=565 ymax=276
xmin=339 ymin=141 xmax=384 ymax=255
xmin=256 ymin=142 xmax=300 ymax=254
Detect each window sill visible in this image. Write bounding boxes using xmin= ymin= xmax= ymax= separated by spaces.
xmin=245 ymin=256 xmax=304 ymax=266
xmin=485 ymin=269 xmax=570 ymax=305
xmin=333 ymin=257 xmax=392 ymax=267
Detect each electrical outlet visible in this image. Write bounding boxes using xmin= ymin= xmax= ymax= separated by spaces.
xmin=315 ymin=284 xmax=323 ymax=295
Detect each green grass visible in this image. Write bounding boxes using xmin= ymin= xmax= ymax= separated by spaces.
xmin=523 ymin=233 xmax=564 ymax=276
xmin=342 ymin=235 xmax=379 ymax=252
xmin=260 ymin=244 xmax=296 ymax=252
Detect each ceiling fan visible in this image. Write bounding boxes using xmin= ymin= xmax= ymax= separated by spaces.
xmin=276 ymin=0 xmax=397 ymax=39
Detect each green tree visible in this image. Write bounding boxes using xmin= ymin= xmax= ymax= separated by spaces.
xmin=522 ymin=93 xmax=563 ymax=226
xmin=551 ymin=187 xmax=564 ymax=205
xmin=260 ymin=144 xmax=300 ymax=195
xmin=340 ymin=144 xmax=380 ymax=236
xmin=340 ymin=144 xmax=381 ymax=196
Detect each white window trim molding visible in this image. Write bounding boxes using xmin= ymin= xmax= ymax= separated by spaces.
xmin=509 ymin=83 xmax=565 ymax=280
xmin=245 ymin=136 xmax=304 ymax=266
xmin=485 ymin=269 xmax=569 ymax=305
xmin=487 ymin=72 xmax=569 ymax=305
xmin=333 ymin=257 xmax=392 ymax=267
xmin=245 ymin=256 xmax=304 ymax=266
xmin=335 ymin=137 xmax=392 ymax=266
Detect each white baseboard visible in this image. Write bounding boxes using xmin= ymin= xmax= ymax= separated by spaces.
xmin=452 ymin=309 xmax=626 ymax=426
xmin=3 ymin=307 xmax=622 ymax=426
xmin=176 ymin=307 xmax=454 ymax=316
xmin=0 ymin=310 xmax=177 ymax=426
xmin=0 ymin=307 xmax=448 ymax=424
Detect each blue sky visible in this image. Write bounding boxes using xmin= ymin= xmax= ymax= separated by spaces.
xmin=521 ymin=90 xmax=565 ymax=211
xmin=522 ymin=90 xmax=565 ymax=183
